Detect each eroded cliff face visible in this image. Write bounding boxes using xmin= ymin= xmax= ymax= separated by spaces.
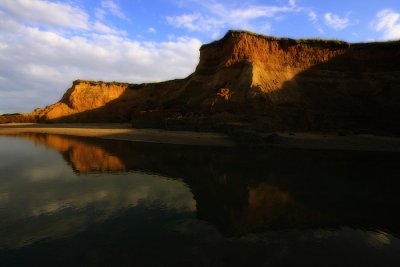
xmin=32 ymin=80 xmax=130 ymax=121
xmin=6 ymin=30 xmax=400 ymax=134
xmin=174 ymin=32 xmax=349 ymax=117
xmin=22 ymin=78 xmax=189 ymax=123
xmin=186 ymin=31 xmax=400 ymax=132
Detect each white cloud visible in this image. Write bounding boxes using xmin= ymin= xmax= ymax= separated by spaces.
xmin=308 ymin=11 xmax=317 ymax=24
xmin=308 ymin=10 xmax=325 ymax=34
xmin=95 ymin=7 xmax=106 ymax=20
xmin=317 ymin=26 xmax=325 ymax=35
xmin=0 ymin=1 xmax=202 ymax=113
xmin=167 ymin=13 xmax=204 ymax=32
xmin=324 ymin=13 xmax=349 ymax=30
xmin=148 ymin=27 xmax=157 ymax=33
xmin=167 ymin=0 xmax=299 ymax=36
xmin=372 ymin=9 xmax=400 ymax=40
xmin=95 ymin=0 xmax=129 ymax=24
xmin=93 ymin=21 xmax=127 ymax=35
xmin=100 ymin=0 xmax=127 ymax=20
xmin=230 ymin=6 xmax=293 ymax=20
xmin=0 ymin=0 xmax=89 ymax=30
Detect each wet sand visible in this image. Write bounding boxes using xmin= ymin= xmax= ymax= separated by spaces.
xmin=0 ymin=123 xmax=399 ymax=151
xmin=0 ymin=123 xmax=235 ymax=147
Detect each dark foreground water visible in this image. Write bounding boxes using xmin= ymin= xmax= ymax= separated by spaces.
xmin=0 ymin=133 xmax=400 ymax=267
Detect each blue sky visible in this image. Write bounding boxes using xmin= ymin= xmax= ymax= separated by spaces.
xmin=71 ymin=0 xmax=400 ymax=42
xmin=0 ymin=0 xmax=399 ymax=113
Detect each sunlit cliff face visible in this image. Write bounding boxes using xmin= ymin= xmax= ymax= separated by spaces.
xmin=33 ymin=81 xmax=130 ymax=121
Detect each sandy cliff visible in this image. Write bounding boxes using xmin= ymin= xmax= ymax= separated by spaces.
xmin=180 ymin=31 xmax=400 ymax=133
xmin=36 ymin=80 xmax=129 ymax=121
xmin=2 ymin=30 xmax=400 ymax=134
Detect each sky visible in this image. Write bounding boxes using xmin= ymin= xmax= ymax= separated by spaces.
xmin=0 ymin=0 xmax=400 ymax=114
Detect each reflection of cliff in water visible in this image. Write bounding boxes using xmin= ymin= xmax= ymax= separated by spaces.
xmin=12 ymin=133 xmax=126 ymax=173
xmin=12 ymin=133 xmax=400 ymax=236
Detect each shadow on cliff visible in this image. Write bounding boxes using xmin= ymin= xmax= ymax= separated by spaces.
xmin=10 ymin=132 xmax=400 ymax=237
xmin=39 ymin=78 xmax=191 ymax=126
xmin=34 ymin=41 xmax=400 ymax=136
xmin=249 ymin=42 xmax=400 ymax=135
xmin=41 ymin=89 xmax=141 ymax=123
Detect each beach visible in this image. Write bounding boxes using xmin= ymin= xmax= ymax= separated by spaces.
xmin=1 ymin=123 xmax=400 ymax=152
xmin=0 ymin=123 xmax=235 ymax=147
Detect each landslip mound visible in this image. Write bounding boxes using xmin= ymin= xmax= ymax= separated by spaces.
xmin=2 ymin=30 xmax=400 ymax=134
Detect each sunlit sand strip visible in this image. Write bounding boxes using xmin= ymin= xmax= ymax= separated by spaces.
xmin=0 ymin=123 xmax=235 ymax=147
xmin=1 ymin=123 xmax=400 ymax=151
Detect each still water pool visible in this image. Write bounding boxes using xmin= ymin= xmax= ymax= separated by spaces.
xmin=0 ymin=133 xmax=400 ymax=266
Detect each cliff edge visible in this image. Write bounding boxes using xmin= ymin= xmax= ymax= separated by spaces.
xmin=2 ymin=30 xmax=400 ymax=134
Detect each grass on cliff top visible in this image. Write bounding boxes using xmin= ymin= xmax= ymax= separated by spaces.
xmin=1 ymin=113 xmax=21 ymax=116
xmin=351 ymin=39 xmax=400 ymax=49
xmin=203 ymin=30 xmax=349 ymax=49
xmin=203 ymin=29 xmax=400 ymax=50
xmin=73 ymin=79 xmax=131 ymax=85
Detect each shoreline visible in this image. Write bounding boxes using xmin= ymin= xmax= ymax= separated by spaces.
xmin=1 ymin=123 xmax=400 ymax=152
xmin=263 ymin=132 xmax=400 ymax=152
xmin=0 ymin=123 xmax=235 ymax=147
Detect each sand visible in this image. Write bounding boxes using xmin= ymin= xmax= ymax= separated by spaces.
xmin=0 ymin=123 xmax=400 ymax=152
xmin=0 ymin=123 xmax=235 ymax=147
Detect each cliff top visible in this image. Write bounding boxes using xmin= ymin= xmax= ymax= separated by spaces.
xmin=72 ymin=79 xmax=131 ymax=85
xmin=201 ymin=29 xmax=400 ymax=50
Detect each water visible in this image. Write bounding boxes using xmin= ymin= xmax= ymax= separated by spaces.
xmin=0 ymin=133 xmax=400 ymax=266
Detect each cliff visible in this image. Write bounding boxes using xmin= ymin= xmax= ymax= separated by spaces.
xmin=3 ymin=30 xmax=400 ymax=134
xmin=35 ymin=80 xmax=130 ymax=121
